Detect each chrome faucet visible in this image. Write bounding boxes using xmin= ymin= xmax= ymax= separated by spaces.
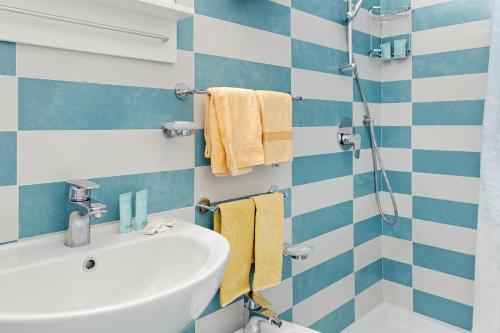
xmin=244 ymin=298 xmax=282 ymax=333
xmin=65 ymin=179 xmax=107 ymax=248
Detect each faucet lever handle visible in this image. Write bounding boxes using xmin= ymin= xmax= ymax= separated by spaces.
xmin=67 ymin=179 xmax=100 ymax=190
xmin=67 ymin=179 xmax=101 ymax=202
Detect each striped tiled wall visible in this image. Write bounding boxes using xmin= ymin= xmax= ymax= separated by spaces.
xmin=0 ymin=0 xmax=386 ymax=333
xmin=379 ymin=0 xmax=491 ymax=331
xmin=0 ymin=0 xmax=491 ymax=332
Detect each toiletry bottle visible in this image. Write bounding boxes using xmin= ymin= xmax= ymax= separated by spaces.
xmin=380 ymin=42 xmax=392 ymax=60
xmin=394 ymin=39 xmax=407 ymax=59
xmin=119 ymin=192 xmax=133 ymax=234
xmin=135 ymin=189 xmax=149 ymax=230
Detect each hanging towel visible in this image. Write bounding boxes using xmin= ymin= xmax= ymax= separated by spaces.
xmin=251 ymin=192 xmax=284 ymax=292
xmin=256 ymin=91 xmax=293 ymax=165
xmin=214 ymin=199 xmax=256 ymax=307
xmin=205 ymin=88 xmax=265 ymax=176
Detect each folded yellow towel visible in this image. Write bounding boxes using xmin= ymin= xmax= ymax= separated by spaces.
xmin=256 ymin=91 xmax=293 ymax=165
xmin=214 ymin=199 xmax=256 ymax=307
xmin=205 ymin=88 xmax=265 ymax=176
xmin=251 ymin=192 xmax=284 ymax=292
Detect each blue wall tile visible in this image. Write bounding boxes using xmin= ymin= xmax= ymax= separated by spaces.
xmin=195 ymin=129 xmax=210 ymax=167
xmin=0 ymin=132 xmax=16 ymax=186
xmin=381 ymin=0 xmax=410 ymax=11
xmin=354 ymin=171 xmax=379 ymax=198
xmin=293 ymin=250 xmax=353 ymax=304
xmin=291 ymin=0 xmax=346 ymax=24
xmin=293 ymin=99 xmax=352 ymax=127
xmin=413 ymin=100 xmax=485 ymax=126
xmin=413 ymin=150 xmax=480 ymax=177
xmin=413 ymin=47 xmax=490 ymax=78
xmin=310 ymin=299 xmax=355 ymax=333
xmin=381 ymin=126 xmax=411 ymax=148
xmin=383 ymin=216 xmax=412 ymax=240
xmin=353 ymin=30 xmax=380 ymax=56
xmin=384 ymin=170 xmax=411 ymax=194
xmin=195 ymin=53 xmax=291 ymax=92
xmin=196 ymin=0 xmax=290 ymax=36
xmin=354 ymin=79 xmax=381 ymax=103
xmin=381 ymin=80 xmax=411 ymax=103
xmin=413 ymin=196 xmax=478 ymax=229
xmin=19 ymin=169 xmax=194 ymax=238
xmin=279 ymin=308 xmax=293 ymax=322
xmin=292 ymin=39 xmax=349 ymax=76
xmin=354 ymin=215 xmax=381 ymax=246
xmin=292 ymin=152 xmax=353 ymax=186
xmin=382 ymin=258 xmax=412 ymax=287
xmin=293 ymin=201 xmax=353 ymax=243
xmin=414 ymin=290 xmax=473 ymax=330
xmin=0 ymin=41 xmax=15 ymax=76
xmin=413 ymin=0 xmax=491 ymax=32
xmin=177 ymin=16 xmax=193 ymax=52
xmin=355 ymin=259 xmax=382 ymax=294
xmin=182 ymin=323 xmax=195 ymax=333
xmin=355 ymin=125 xmax=382 ymax=150
xmin=413 ymin=243 xmax=475 ymax=280
xmin=19 ymin=78 xmax=192 ymax=130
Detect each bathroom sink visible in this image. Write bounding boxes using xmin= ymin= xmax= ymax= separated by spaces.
xmin=0 ymin=220 xmax=229 ymax=333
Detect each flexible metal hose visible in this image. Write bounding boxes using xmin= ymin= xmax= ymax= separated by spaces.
xmin=353 ymin=65 xmax=399 ymax=225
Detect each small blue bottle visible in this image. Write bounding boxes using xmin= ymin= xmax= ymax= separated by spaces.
xmin=119 ymin=192 xmax=132 ymax=234
xmin=135 ymin=189 xmax=149 ymax=230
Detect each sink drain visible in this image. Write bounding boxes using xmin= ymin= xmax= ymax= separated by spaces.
xmin=83 ymin=257 xmax=97 ymax=272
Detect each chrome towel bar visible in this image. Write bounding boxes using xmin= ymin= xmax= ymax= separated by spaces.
xmin=175 ymin=82 xmax=303 ymax=101
xmin=196 ymin=185 xmax=288 ymax=215
xmin=0 ymin=4 xmax=170 ymax=41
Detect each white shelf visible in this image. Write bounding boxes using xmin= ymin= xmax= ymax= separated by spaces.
xmin=0 ymin=0 xmax=194 ymax=63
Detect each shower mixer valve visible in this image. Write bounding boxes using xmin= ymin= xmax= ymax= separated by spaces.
xmin=337 ymin=118 xmax=361 ymax=159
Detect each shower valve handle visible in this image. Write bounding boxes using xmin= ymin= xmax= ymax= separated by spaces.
xmin=337 ymin=118 xmax=361 ymax=159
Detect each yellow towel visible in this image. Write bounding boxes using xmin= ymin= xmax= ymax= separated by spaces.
xmin=251 ymin=192 xmax=284 ymax=292
xmin=214 ymin=199 xmax=256 ymax=307
xmin=256 ymin=91 xmax=293 ymax=165
xmin=205 ymin=88 xmax=265 ymax=176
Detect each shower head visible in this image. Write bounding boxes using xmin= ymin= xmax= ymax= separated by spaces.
xmin=347 ymin=0 xmax=365 ymax=21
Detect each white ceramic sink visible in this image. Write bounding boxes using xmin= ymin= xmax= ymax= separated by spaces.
xmin=0 ymin=220 xmax=229 ymax=333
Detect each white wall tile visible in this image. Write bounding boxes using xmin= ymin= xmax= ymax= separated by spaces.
xmin=380 ymin=148 xmax=412 ymax=172
xmin=292 ymin=176 xmax=353 ymax=216
xmin=293 ymin=224 xmax=354 ymax=275
xmin=354 ymin=194 xmax=379 ymax=223
xmin=194 ymin=15 xmax=291 ymax=68
xmin=381 ymin=193 xmax=412 ymax=218
xmin=413 ymin=266 xmax=474 ymax=305
xmin=412 ymin=126 xmax=482 ymax=152
xmin=355 ymin=55 xmax=382 ymax=82
xmin=17 ymin=45 xmax=194 ymax=89
xmin=18 ymin=130 xmax=194 ymax=185
xmin=355 ymin=281 xmax=383 ymax=320
xmin=293 ymin=275 xmax=354 ymax=327
xmin=293 ymin=127 xmax=342 ymax=157
xmin=413 ymin=219 xmax=476 ymax=255
xmin=195 ymin=299 xmax=244 ymax=333
xmin=412 ymin=172 xmax=480 ymax=204
xmin=355 ymin=237 xmax=382 ymax=271
xmin=412 ymin=73 xmax=488 ymax=102
xmin=0 ymin=76 xmax=17 ymax=131
xmin=0 ymin=186 xmax=18 ymax=243
xmin=353 ymin=103 xmax=382 ymax=127
xmin=380 ymin=103 xmax=412 ymax=126
xmin=382 ymin=280 xmax=413 ymax=310
xmin=381 ymin=59 xmax=412 ymax=82
xmin=354 ymin=149 xmax=375 ymax=175
xmin=292 ymin=68 xmax=353 ymax=101
xmin=292 ymin=9 xmax=346 ymax=51
xmin=260 ymin=278 xmax=293 ymax=314
xmin=195 ymin=164 xmax=291 ymax=203
xmin=413 ymin=19 xmax=491 ymax=56
xmin=382 ymin=236 xmax=412 ymax=264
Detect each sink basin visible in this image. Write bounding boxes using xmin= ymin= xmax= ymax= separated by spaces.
xmin=0 ymin=220 xmax=229 ymax=333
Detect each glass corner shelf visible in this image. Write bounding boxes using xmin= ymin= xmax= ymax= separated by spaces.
xmin=369 ymin=5 xmax=411 ymax=21
xmin=368 ymin=48 xmax=412 ymax=61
